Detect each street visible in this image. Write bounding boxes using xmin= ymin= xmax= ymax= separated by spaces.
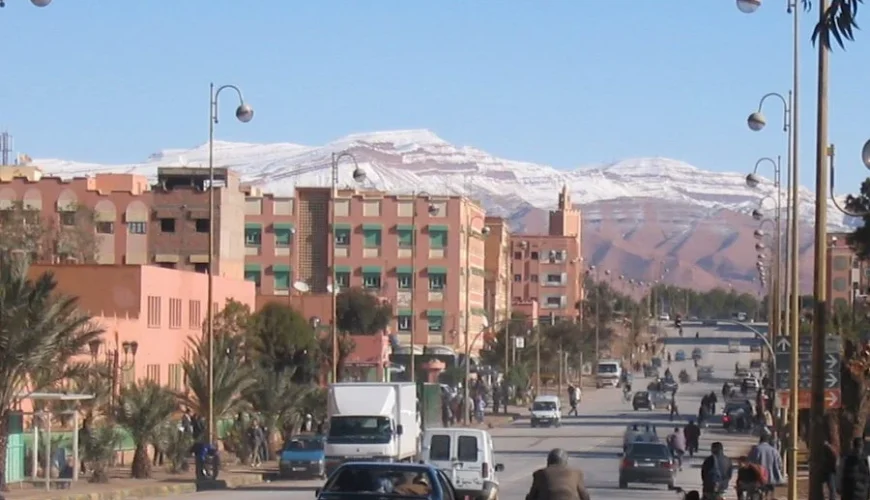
xmin=156 ymin=323 xmax=761 ymax=500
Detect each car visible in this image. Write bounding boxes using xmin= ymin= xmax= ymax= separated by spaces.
xmin=529 ymin=395 xmax=561 ymax=427
xmin=278 ymin=434 xmax=325 ymax=479
xmin=623 ymin=422 xmax=659 ymax=451
xmin=651 ymin=357 xmax=662 ymax=368
xmin=750 ymin=344 xmax=762 ymax=353
xmin=722 ymin=401 xmax=753 ymax=430
xmin=691 ymin=348 xmax=703 ymax=360
xmin=643 ymin=366 xmax=659 ymax=378
xmin=632 ymin=391 xmax=656 ymax=411
xmin=697 ymin=366 xmax=714 ymax=381
xmin=729 ymin=340 xmax=741 ymax=353
xmin=420 ymin=428 xmax=503 ymax=500
xmin=741 ymin=377 xmax=760 ymax=391
xmin=619 ymin=442 xmax=677 ymax=489
xmin=674 ymin=350 xmax=686 ymax=362
xmin=659 ymin=314 xmax=671 ymax=321
xmin=749 ymin=359 xmax=763 ymax=371
xmin=316 ymin=462 xmax=457 ymax=500
xmin=735 ymin=367 xmax=750 ymax=379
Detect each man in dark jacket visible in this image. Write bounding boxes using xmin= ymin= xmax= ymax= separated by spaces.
xmin=839 ymin=437 xmax=870 ymax=500
xmin=684 ymin=420 xmax=701 ymax=457
xmin=701 ymin=442 xmax=733 ymax=498
xmin=526 ymin=448 xmax=591 ymax=500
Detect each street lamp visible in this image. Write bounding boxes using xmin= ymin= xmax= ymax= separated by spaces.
xmin=736 ymin=0 xmax=762 ymax=14
xmin=409 ymin=192 xmax=438 ymax=382
xmin=1 ymin=0 xmax=52 ymax=6
xmin=462 ymin=216 xmax=489 ymax=424
xmin=88 ymin=339 xmax=138 ymax=409
xmin=330 ymin=151 xmax=367 ymax=384
xmin=588 ymin=265 xmax=601 ymax=361
xmin=206 ymin=83 xmax=253 ymax=446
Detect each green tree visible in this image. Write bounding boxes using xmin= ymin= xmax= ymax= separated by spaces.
xmin=0 ymin=253 xmax=103 ymax=490
xmin=243 ymin=369 xmax=313 ymax=458
xmin=81 ymin=427 xmax=122 ymax=483
xmin=317 ymin=332 xmax=356 ymax=382
xmin=808 ymin=0 xmax=861 ymax=49
xmin=248 ymin=303 xmax=318 ymax=379
xmin=115 ymin=381 xmax=178 ymax=479
xmin=335 ymin=287 xmax=392 ymax=335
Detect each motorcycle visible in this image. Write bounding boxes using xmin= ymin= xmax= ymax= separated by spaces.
xmin=678 ymin=370 xmax=690 ymax=384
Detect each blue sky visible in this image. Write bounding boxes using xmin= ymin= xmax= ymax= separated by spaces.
xmin=1 ymin=1 xmax=868 ymax=191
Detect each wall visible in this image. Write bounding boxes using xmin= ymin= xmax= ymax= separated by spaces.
xmin=509 ymin=234 xmax=582 ymax=322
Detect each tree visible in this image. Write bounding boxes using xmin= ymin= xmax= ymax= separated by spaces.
xmin=846 ymin=180 xmax=870 ymax=260
xmin=114 ymin=381 xmax=178 ymax=479
xmin=248 ymin=303 xmax=318 ymax=376
xmin=335 ymin=287 xmax=392 ymax=335
xmin=243 ymin=369 xmax=313 ymax=459
xmin=81 ymin=427 xmax=122 ymax=483
xmin=317 ymin=332 xmax=356 ymax=382
xmin=0 ymin=201 xmax=99 ymax=263
xmin=808 ymin=0 xmax=861 ymax=49
xmin=0 ymin=253 xmax=104 ymax=491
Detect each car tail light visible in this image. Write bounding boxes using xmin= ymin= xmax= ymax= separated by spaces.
xmin=482 ymin=462 xmax=489 ymax=477
xmin=621 ymin=459 xmax=634 ymax=469
xmin=660 ymin=461 xmax=673 ymax=469
xmin=723 ymin=415 xmax=730 ymax=423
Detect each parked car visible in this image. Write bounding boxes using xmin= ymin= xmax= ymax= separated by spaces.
xmin=278 ymin=434 xmax=325 ymax=479
xmin=623 ymin=422 xmax=659 ymax=451
xmin=632 ymin=391 xmax=656 ymax=411
xmin=316 ymin=462 xmax=457 ymax=500
xmin=674 ymin=350 xmax=686 ymax=362
xmin=619 ymin=442 xmax=677 ymax=489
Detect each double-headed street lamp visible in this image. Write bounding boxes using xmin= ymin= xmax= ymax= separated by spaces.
xmin=408 ymin=192 xmax=438 ymax=382
xmin=206 ymin=83 xmax=253 ymax=445
xmin=329 ymin=152 xmax=367 ymax=383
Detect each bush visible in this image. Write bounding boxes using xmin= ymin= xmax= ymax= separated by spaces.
xmin=82 ymin=427 xmax=122 ymax=483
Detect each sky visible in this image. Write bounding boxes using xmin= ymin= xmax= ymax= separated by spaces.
xmin=1 ymin=0 xmax=868 ymax=192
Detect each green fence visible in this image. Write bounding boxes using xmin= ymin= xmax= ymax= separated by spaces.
xmin=6 ymin=413 xmax=24 ymax=483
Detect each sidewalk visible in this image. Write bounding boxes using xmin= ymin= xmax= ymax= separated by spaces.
xmin=3 ymin=465 xmax=268 ymax=500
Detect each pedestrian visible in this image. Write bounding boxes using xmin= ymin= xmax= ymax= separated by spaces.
xmin=684 ymin=419 xmax=701 ymax=457
xmin=568 ymin=385 xmax=579 ymax=417
xmin=525 ymin=448 xmax=591 ymax=500
xmin=838 ymin=437 xmax=869 ymax=500
xmin=667 ymin=427 xmax=686 ymax=470
xmin=701 ymin=442 xmax=734 ymax=499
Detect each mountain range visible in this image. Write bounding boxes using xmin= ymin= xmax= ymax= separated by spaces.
xmin=33 ymin=129 xmax=858 ymax=295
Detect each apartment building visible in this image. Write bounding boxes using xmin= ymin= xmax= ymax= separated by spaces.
xmin=484 ymin=216 xmax=512 ymax=328
xmin=242 ymin=187 xmax=489 ymax=352
xmin=510 ymin=186 xmax=584 ymax=323
xmin=26 ymin=264 xmax=255 ymax=389
xmin=150 ymin=167 xmax=246 ymax=279
xmin=826 ymin=231 xmax=870 ymax=311
xmin=0 ymin=166 xmax=151 ymax=264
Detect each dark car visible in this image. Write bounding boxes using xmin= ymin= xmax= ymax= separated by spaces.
xmin=722 ymin=401 xmax=753 ymax=431
xmin=279 ymin=435 xmax=325 ymax=479
xmin=619 ymin=442 xmax=677 ymax=489
xmin=317 ymin=462 xmax=457 ymax=500
xmin=633 ymin=391 xmax=656 ymax=411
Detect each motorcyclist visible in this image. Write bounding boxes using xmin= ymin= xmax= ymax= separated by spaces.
xmin=701 ymin=442 xmax=734 ymax=499
xmin=684 ymin=419 xmax=701 ymax=457
xmin=664 ymin=367 xmax=672 ymax=379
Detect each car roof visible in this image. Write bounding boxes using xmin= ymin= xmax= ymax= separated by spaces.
xmin=534 ymin=395 xmax=559 ymax=403
xmin=333 ymin=462 xmax=439 ymax=473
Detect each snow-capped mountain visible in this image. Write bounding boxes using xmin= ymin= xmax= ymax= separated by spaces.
xmin=31 ymin=129 xmax=858 ymax=293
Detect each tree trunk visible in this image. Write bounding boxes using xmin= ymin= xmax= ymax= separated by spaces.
xmin=130 ymin=444 xmax=152 ymax=479
xmin=0 ymin=410 xmax=9 ymax=491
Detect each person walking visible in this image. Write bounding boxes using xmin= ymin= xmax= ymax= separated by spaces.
xmin=684 ymin=420 xmax=701 ymax=457
xmin=667 ymin=427 xmax=686 ymax=470
xmin=701 ymin=442 xmax=734 ymax=499
xmin=838 ymin=437 xmax=869 ymax=500
xmin=525 ymin=448 xmax=591 ymax=500
xmin=568 ymin=385 xmax=579 ymax=417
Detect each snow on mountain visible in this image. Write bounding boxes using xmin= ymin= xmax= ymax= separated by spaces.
xmin=32 ymin=129 xmax=855 ymax=231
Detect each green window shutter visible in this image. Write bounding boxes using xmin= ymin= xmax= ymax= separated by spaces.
xmin=332 ymin=223 xmax=352 ymax=231
xmin=363 ymin=228 xmax=382 ymax=248
xmin=397 ymin=228 xmax=413 ymax=247
xmin=273 ymin=222 xmax=295 ymax=230
xmin=429 ymin=228 xmax=447 ymax=249
xmin=274 ymin=227 xmax=293 ymax=246
xmin=334 ymin=265 xmax=352 ymax=273
xmin=362 ymin=266 xmax=382 ymax=274
xmin=245 ymin=226 xmax=262 ymax=246
xmin=273 ymin=264 xmax=292 ymax=272
xmin=274 ymin=271 xmax=291 ymax=290
xmin=426 ymin=309 xmax=445 ymax=317
xmin=244 ymin=263 xmax=261 ymax=272
xmin=427 ymin=266 xmax=448 ymax=274
xmin=397 ymin=309 xmax=413 ymax=317
xmin=395 ymin=266 xmax=413 ymax=274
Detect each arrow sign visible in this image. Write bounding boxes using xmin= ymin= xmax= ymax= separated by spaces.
xmin=826 ymin=354 xmax=840 ymax=371
xmin=826 ymin=372 xmax=839 ymax=389
xmin=826 ymin=391 xmax=839 ymax=407
xmin=776 ymin=337 xmax=791 ymax=353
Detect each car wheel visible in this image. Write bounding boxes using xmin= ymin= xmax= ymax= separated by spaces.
xmin=531 ymin=422 xmax=536 ymax=428
xmin=633 ymin=406 xmax=638 ymax=411
xmin=619 ymin=481 xmax=628 ymax=489
xmin=668 ymin=481 xmax=675 ymax=490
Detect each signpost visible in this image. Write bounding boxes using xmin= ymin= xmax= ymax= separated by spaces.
xmin=775 ymin=335 xmax=841 ymax=409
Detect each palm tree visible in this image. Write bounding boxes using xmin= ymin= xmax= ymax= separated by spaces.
xmin=81 ymin=427 xmax=122 ymax=483
xmin=243 ymin=368 xmax=314 ymax=458
xmin=0 ymin=253 xmax=103 ymax=491
xmin=178 ymin=332 xmax=256 ymax=434
xmin=114 ymin=381 xmax=178 ymax=479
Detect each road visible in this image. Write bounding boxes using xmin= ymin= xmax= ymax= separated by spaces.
xmin=156 ymin=323 xmax=765 ymax=500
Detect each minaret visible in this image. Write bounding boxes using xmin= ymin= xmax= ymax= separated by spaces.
xmin=549 ymin=184 xmax=581 ymax=237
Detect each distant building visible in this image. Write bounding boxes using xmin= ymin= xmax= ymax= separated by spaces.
xmin=509 ymin=186 xmax=584 ymax=324
xmin=484 ymin=216 xmax=512 ymax=328
xmin=826 ymin=231 xmax=869 ymax=312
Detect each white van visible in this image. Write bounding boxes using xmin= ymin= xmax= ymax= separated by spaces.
xmin=529 ymin=395 xmax=562 ymax=427
xmin=420 ymin=428 xmax=503 ymax=500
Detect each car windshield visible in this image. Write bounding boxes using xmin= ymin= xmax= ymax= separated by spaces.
xmin=627 ymin=443 xmax=670 ymax=459
xmin=283 ymin=437 xmax=323 ymax=451
xmin=634 ymin=392 xmax=649 ymax=399
xmin=324 ymin=465 xmax=435 ymax=496
xmin=725 ymin=403 xmax=749 ymax=414
xmin=327 ymin=416 xmax=393 ymax=444
xmin=598 ymin=363 xmax=619 ymax=374
xmin=533 ymin=401 xmax=557 ymax=411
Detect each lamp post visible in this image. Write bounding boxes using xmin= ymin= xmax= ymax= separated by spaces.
xmin=409 ymin=192 xmax=438 ymax=382
xmin=746 ymin=157 xmax=783 ymax=345
xmin=88 ymin=339 xmax=138 ymax=410
xmin=329 ymin=152 xmax=367 ymax=384
xmin=463 ymin=216 xmax=489 ymax=424
xmin=207 ymin=83 xmax=253 ymax=445
xmin=0 ymin=0 xmax=51 ymax=7
xmin=588 ymin=265 xmax=601 ymax=362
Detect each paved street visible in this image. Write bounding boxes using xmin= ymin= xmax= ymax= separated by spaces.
xmin=154 ymin=323 xmax=763 ymax=500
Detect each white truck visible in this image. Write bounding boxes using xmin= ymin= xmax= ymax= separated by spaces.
xmin=324 ymin=382 xmax=420 ymax=474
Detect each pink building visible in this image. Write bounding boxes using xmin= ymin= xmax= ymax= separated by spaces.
xmin=27 ymin=264 xmax=256 ymax=389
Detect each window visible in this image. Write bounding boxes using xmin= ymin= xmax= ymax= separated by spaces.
xmin=96 ymin=222 xmax=114 ymax=234
xmin=546 ymin=274 xmax=561 ymax=285
xmin=428 ymin=315 xmax=443 ymax=332
xmin=335 ymin=228 xmax=351 ymax=246
xmin=429 ymin=229 xmax=447 ymax=249
xmin=275 ymin=227 xmax=294 ymax=247
xmin=397 ymin=272 xmax=412 ymax=289
xmin=530 ymin=251 xmax=539 ymax=260
xmin=398 ymin=315 xmax=412 ymax=332
xmin=168 ymin=364 xmax=183 ymax=391
xmin=147 ymin=296 xmax=161 ymax=328
xmin=363 ymin=272 xmax=382 ymax=290
xmin=169 ymin=298 xmax=182 ymax=329
xmin=146 ymin=364 xmax=161 ymax=384
xmin=545 ymin=296 xmax=564 ymax=308
xmin=189 ymin=300 xmax=202 ymax=329
xmin=336 ymin=272 xmax=350 ymax=288
xmin=128 ymin=221 xmax=146 ymax=234
xmin=195 ymin=218 xmax=209 ymax=233
xmin=245 ymin=226 xmax=263 ymax=246
xmin=274 ymin=270 xmax=291 ymax=290
xmin=60 ymin=212 xmax=76 ymax=226
xmin=363 ymin=228 xmax=382 ymax=248
xmin=244 ymin=269 xmax=261 ymax=287
xmin=194 ymin=263 xmax=209 ymax=274
xmin=429 ymin=435 xmax=451 ymax=461
xmin=429 ymin=273 xmax=447 ymax=291
xmin=160 ymin=218 xmax=175 ymax=232
xmin=457 ymin=436 xmax=478 ymax=462
xmin=513 ymin=251 xmax=522 ymax=260
xmin=397 ymin=228 xmax=413 ymax=248
xmin=514 ymin=274 xmax=522 ymax=282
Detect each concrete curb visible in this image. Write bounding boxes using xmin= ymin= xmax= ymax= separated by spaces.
xmin=27 ymin=473 xmax=264 ymax=500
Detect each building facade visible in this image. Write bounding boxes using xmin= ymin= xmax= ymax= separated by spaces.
xmin=484 ymin=216 xmax=512 ymax=329
xmin=826 ymin=232 xmax=869 ymax=311
xmin=27 ymin=264 xmax=256 ymax=389
xmin=509 ymin=186 xmax=583 ymax=323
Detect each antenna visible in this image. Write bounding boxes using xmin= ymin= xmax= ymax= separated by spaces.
xmin=293 ymin=281 xmax=310 ymax=293
xmin=0 ymin=132 xmax=11 ymax=165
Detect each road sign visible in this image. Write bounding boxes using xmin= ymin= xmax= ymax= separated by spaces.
xmin=780 ymin=389 xmax=840 ymax=409
xmin=775 ymin=335 xmax=841 ymax=409
xmin=514 ymin=337 xmax=525 ymax=349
